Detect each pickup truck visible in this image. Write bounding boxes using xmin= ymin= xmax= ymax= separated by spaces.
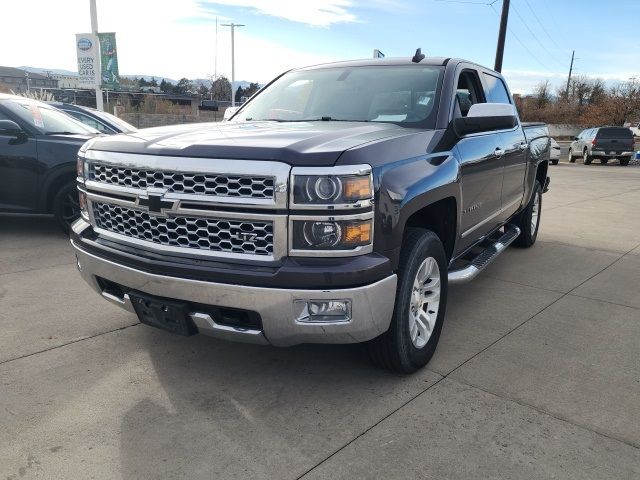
xmin=71 ymin=56 xmax=550 ymax=373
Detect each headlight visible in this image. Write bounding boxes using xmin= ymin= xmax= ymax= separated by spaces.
xmin=291 ymin=217 xmax=372 ymax=252
xmin=76 ymin=156 xmax=85 ymax=180
xmin=291 ymin=165 xmax=373 ymax=207
xmin=78 ymin=189 xmax=89 ymax=221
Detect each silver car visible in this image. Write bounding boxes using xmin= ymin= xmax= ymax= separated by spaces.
xmin=550 ymin=138 xmax=560 ymax=165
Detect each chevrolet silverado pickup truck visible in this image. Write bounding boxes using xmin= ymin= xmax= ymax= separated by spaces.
xmin=71 ymin=56 xmax=550 ymax=373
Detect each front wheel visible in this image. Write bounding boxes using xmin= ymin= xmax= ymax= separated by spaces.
xmin=568 ymin=148 xmax=576 ymax=163
xmin=513 ymin=180 xmax=542 ymax=248
xmin=366 ymin=228 xmax=448 ymax=373
xmin=52 ymin=180 xmax=80 ymax=234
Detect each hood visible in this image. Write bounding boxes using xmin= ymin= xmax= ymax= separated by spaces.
xmin=39 ymin=132 xmax=99 ymax=144
xmin=84 ymin=121 xmax=419 ymax=166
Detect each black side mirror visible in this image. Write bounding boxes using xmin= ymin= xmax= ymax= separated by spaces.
xmin=573 ymin=136 xmax=580 ymax=141
xmin=0 ymin=119 xmax=23 ymax=135
xmin=453 ymin=115 xmax=517 ymax=137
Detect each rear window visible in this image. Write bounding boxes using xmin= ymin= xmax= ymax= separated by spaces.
xmin=596 ymin=127 xmax=633 ymax=139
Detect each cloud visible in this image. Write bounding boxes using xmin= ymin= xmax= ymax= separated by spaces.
xmin=199 ymin=0 xmax=358 ymax=27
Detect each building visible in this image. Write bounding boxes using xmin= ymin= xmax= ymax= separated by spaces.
xmin=51 ymin=73 xmax=80 ymax=89
xmin=0 ymin=66 xmax=58 ymax=93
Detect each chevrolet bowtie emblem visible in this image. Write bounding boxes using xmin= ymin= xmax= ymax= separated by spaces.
xmin=137 ymin=191 xmax=176 ymax=214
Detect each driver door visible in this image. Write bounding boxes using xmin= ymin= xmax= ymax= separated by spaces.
xmin=453 ymin=68 xmax=505 ymax=252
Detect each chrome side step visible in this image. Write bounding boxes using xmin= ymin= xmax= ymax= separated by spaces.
xmin=448 ymin=225 xmax=521 ymax=285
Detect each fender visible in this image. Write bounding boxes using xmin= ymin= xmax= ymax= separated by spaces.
xmin=38 ymin=163 xmax=76 ymax=212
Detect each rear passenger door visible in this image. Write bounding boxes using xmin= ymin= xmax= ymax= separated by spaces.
xmin=453 ymin=68 xmax=504 ymax=252
xmin=482 ymin=72 xmax=527 ymax=220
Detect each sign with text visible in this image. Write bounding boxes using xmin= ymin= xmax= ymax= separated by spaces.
xmin=98 ymin=32 xmax=120 ymax=89
xmin=76 ymin=33 xmax=99 ymax=87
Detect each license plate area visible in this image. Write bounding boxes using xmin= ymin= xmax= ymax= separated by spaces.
xmin=130 ymin=292 xmax=197 ymax=336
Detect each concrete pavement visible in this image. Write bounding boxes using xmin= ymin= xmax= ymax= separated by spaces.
xmin=1 ymin=163 xmax=639 ymax=479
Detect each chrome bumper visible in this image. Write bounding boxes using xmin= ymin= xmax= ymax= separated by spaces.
xmin=71 ymin=241 xmax=397 ymax=347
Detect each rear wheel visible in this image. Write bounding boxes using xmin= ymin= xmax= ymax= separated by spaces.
xmin=620 ymin=157 xmax=630 ymax=166
xmin=551 ymin=159 xmax=559 ymax=165
xmin=513 ymin=180 xmax=542 ymax=248
xmin=52 ymin=180 xmax=80 ymax=234
xmin=583 ymin=150 xmax=592 ymax=165
xmin=366 ymin=228 xmax=448 ymax=373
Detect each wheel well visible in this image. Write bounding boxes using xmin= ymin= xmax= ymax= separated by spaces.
xmin=536 ymin=161 xmax=548 ymax=188
xmin=45 ymin=174 xmax=75 ymax=213
xmin=404 ymin=197 xmax=457 ymax=261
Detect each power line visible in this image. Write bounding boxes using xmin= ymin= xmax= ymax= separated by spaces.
xmin=490 ymin=3 xmax=554 ymax=73
xmin=509 ymin=0 xmax=565 ymax=67
xmin=521 ymin=0 xmax=570 ymax=55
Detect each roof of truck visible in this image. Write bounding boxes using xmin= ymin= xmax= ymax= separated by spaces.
xmin=297 ymin=56 xmax=499 ymax=75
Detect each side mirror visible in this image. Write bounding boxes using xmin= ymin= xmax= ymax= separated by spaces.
xmin=573 ymin=136 xmax=580 ymax=141
xmin=0 ymin=119 xmax=23 ymax=135
xmin=453 ymin=103 xmax=517 ymax=137
xmin=223 ymin=106 xmax=239 ymax=121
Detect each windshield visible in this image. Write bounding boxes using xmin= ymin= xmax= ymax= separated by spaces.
xmin=234 ymin=65 xmax=444 ymax=127
xmin=92 ymin=109 xmax=137 ymax=133
xmin=4 ymin=99 xmax=99 ymax=135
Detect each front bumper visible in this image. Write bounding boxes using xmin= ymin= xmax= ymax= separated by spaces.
xmin=72 ymin=240 xmax=397 ymax=346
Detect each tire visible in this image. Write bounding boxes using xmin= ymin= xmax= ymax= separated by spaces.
xmin=620 ymin=157 xmax=630 ymax=166
xmin=513 ymin=180 xmax=542 ymax=248
xmin=568 ymin=148 xmax=576 ymax=163
xmin=583 ymin=150 xmax=592 ymax=165
xmin=366 ymin=228 xmax=448 ymax=373
xmin=601 ymin=159 xmax=609 ymax=164
xmin=551 ymin=159 xmax=559 ymax=165
xmin=52 ymin=180 xmax=80 ymax=234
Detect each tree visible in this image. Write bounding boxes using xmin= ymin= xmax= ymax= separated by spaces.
xmin=235 ymin=85 xmax=245 ymax=103
xmin=197 ymin=84 xmax=209 ymax=97
xmin=159 ymin=79 xmax=173 ymax=93
xmin=211 ymin=76 xmax=232 ymax=101
xmin=533 ymin=80 xmax=552 ymax=109
xmin=244 ymin=82 xmax=260 ymax=99
xmin=150 ymin=77 xmax=158 ymax=87
xmin=174 ymin=78 xmax=194 ymax=95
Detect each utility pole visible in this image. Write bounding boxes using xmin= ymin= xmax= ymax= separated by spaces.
xmin=90 ymin=0 xmax=104 ymax=111
xmin=494 ymin=0 xmax=510 ymax=72
xmin=565 ymin=50 xmax=575 ymax=98
xmin=221 ymin=22 xmax=244 ymax=107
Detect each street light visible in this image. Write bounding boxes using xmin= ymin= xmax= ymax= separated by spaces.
xmin=221 ymin=22 xmax=244 ymax=107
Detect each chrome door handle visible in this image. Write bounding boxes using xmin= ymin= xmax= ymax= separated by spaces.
xmin=519 ymin=142 xmax=528 ymax=151
xmin=495 ymin=148 xmax=505 ymax=158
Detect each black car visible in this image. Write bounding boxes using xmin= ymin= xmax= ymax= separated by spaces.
xmin=568 ymin=126 xmax=636 ymax=165
xmin=48 ymin=102 xmax=137 ymax=134
xmin=0 ymin=94 xmax=100 ymax=231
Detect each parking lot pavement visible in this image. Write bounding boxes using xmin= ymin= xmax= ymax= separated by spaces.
xmin=1 ymin=164 xmax=640 ymax=479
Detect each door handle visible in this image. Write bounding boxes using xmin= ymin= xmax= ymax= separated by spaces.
xmin=495 ymin=147 xmax=505 ymax=158
xmin=519 ymin=142 xmax=528 ymax=151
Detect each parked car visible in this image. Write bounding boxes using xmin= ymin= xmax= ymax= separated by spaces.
xmin=550 ymin=137 xmax=560 ymax=165
xmin=71 ymin=55 xmax=550 ymax=373
xmin=568 ymin=127 xmax=635 ymax=166
xmin=47 ymin=102 xmax=137 ymax=134
xmin=0 ymin=93 xmax=100 ymax=231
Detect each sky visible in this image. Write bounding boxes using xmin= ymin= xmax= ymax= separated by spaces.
xmin=2 ymin=0 xmax=640 ymax=94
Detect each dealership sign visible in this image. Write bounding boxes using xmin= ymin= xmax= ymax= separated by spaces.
xmin=76 ymin=33 xmax=99 ymax=87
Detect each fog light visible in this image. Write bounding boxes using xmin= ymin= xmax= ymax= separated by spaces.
xmin=294 ymin=300 xmax=352 ymax=323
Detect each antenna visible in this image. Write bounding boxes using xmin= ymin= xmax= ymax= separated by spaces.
xmin=412 ymin=48 xmax=425 ymax=63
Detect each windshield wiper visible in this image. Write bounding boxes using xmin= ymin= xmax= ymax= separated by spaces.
xmin=44 ymin=131 xmax=83 ymax=135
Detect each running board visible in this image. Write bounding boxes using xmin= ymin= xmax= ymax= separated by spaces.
xmin=448 ymin=225 xmax=521 ymax=285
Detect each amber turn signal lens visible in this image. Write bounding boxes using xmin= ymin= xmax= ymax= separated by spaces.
xmin=343 ymin=176 xmax=372 ymax=201
xmin=343 ymin=221 xmax=372 ymax=245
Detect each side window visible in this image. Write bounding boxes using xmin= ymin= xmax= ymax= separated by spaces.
xmin=454 ymin=70 xmax=485 ymax=118
xmin=482 ymin=73 xmax=512 ymax=104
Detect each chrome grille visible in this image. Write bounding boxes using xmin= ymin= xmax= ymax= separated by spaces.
xmin=92 ymin=202 xmax=273 ymax=256
xmin=88 ymin=164 xmax=275 ymax=199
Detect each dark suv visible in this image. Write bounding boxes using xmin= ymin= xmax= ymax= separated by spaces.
xmin=568 ymin=127 xmax=635 ymax=166
xmin=0 ymin=94 xmax=99 ymax=231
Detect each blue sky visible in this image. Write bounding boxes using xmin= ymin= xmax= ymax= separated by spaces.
xmin=3 ymin=0 xmax=639 ymax=93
